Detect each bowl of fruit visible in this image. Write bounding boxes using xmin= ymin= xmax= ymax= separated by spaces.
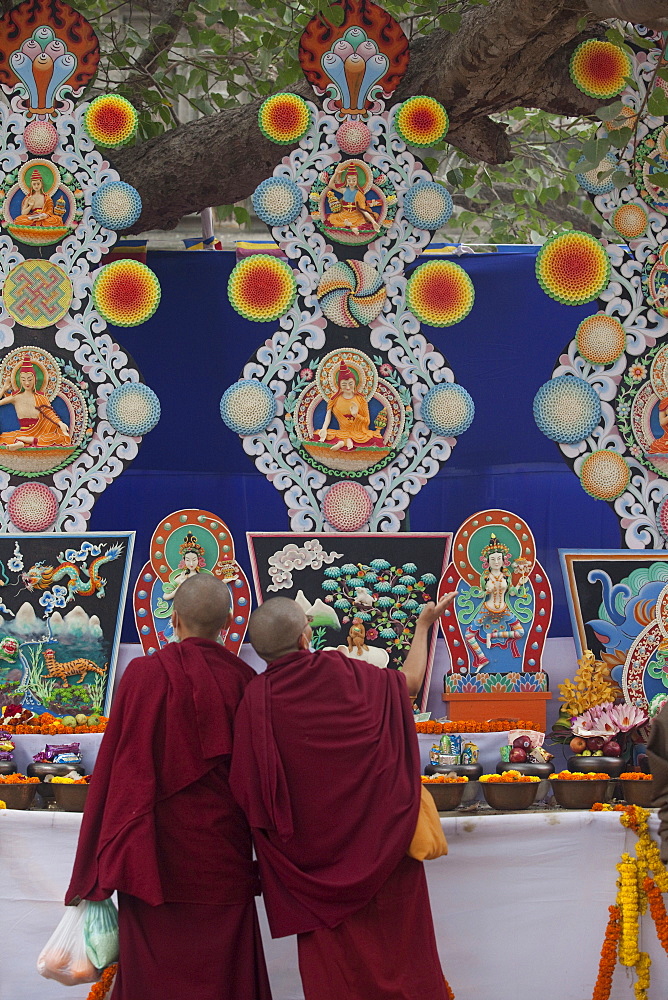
xmin=567 ymin=735 xmax=625 ymax=778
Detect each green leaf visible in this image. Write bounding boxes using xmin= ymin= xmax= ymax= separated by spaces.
xmin=649 ymin=171 xmax=668 ymax=191
xmin=320 ymin=3 xmax=345 ymax=27
xmin=438 ymin=11 xmax=461 ymax=32
xmin=607 ymin=127 xmax=633 ymax=149
xmin=234 ymin=206 xmax=251 ymax=225
xmin=605 ymin=27 xmax=625 ymax=47
xmin=422 ymin=156 xmax=439 ymax=173
xmin=594 ymin=101 xmax=624 ymax=122
xmin=648 ymin=87 xmax=668 ymax=118
xmin=220 ymin=9 xmax=239 ymax=28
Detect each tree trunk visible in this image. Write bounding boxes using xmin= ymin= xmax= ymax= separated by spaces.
xmin=109 ymin=0 xmax=633 ymax=231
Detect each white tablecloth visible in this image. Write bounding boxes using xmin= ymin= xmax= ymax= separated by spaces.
xmin=2 ymin=808 xmax=666 ymax=1000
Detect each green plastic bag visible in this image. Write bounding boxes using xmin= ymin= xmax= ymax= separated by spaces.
xmin=83 ymin=899 xmax=119 ymax=970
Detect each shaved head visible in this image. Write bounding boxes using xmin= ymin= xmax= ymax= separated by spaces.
xmin=172 ymin=574 xmax=232 ymax=640
xmin=248 ymin=597 xmax=309 ymax=663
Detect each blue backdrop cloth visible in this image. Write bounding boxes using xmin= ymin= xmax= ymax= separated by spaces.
xmin=88 ymin=248 xmax=621 ymax=642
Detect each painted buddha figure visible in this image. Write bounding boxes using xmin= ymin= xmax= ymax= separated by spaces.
xmin=14 ymin=169 xmax=62 ymax=227
xmin=0 ymin=354 xmax=70 ymax=450
xmin=316 ymin=362 xmax=385 ymax=451
xmin=162 ymin=533 xmax=210 ymax=600
xmin=648 ymin=397 xmax=668 ymax=455
xmin=155 ymin=532 xmax=217 ymax=636
xmin=463 ymin=534 xmax=526 ymax=672
xmin=325 ymin=164 xmax=380 ymax=236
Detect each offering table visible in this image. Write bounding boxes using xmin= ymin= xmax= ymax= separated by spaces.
xmin=2 ymin=808 xmax=666 ymax=1000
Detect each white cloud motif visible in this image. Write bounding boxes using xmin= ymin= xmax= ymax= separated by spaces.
xmin=267 ymin=540 xmax=344 ymax=591
xmin=7 ymin=541 xmax=23 ymax=574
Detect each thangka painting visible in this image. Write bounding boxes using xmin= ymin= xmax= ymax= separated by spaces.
xmin=439 ymin=510 xmax=552 ymax=695
xmin=0 ymin=531 xmax=133 ymax=719
xmin=0 ymin=0 xmax=160 ymax=534
xmin=560 ymin=549 xmax=668 ymax=714
xmin=133 ymin=510 xmax=252 ymax=656
xmin=220 ymin=0 xmax=477 ymax=533
xmin=247 ymin=531 xmax=452 ymax=710
xmin=531 ymin=28 xmax=668 ymax=548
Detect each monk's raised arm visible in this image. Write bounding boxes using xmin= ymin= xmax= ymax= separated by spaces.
xmin=400 ymin=592 xmax=456 ymax=698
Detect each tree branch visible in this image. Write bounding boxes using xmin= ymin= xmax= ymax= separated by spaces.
xmin=110 ymin=0 xmax=633 ymax=231
xmin=122 ymin=0 xmax=193 ymax=102
xmin=585 ymin=0 xmax=668 ymax=30
xmin=452 ymin=184 xmax=605 ymax=236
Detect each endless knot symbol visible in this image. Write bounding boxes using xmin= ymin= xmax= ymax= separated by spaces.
xmin=3 ymin=260 xmax=72 ymax=329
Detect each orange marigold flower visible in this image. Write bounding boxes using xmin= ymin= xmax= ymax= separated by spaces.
xmin=86 ymin=964 xmax=118 ymax=1000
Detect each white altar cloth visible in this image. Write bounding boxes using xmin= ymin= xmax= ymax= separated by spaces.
xmin=2 ymin=808 xmax=666 ymax=1000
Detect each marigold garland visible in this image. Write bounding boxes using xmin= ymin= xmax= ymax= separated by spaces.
xmin=644 ymin=877 xmax=668 ymax=954
xmin=86 ymin=964 xmax=117 ymax=1000
xmin=591 ymin=905 xmax=620 ymax=1000
xmin=0 ymin=774 xmax=38 ymax=783
xmin=634 ymin=951 xmax=650 ymax=1000
xmin=618 ymin=852 xmax=640 ymax=966
xmin=416 ymin=719 xmax=541 ymax=734
xmin=0 ymin=712 xmax=108 ymax=735
xmin=590 ymin=805 xmax=668 ymax=1000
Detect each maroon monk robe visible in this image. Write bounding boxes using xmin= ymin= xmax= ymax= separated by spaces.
xmin=66 ymin=638 xmax=272 ymax=1000
xmin=230 ymin=649 xmax=448 ymax=1000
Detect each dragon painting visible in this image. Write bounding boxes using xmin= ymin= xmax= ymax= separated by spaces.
xmin=21 ymin=543 xmax=124 ymax=602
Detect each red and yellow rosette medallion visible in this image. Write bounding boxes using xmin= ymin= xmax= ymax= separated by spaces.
xmin=535 ymin=231 xmax=610 ymax=305
xmin=394 ymin=96 xmax=448 ymax=147
xmin=258 ymin=93 xmax=312 ymax=145
xmin=569 ymin=40 xmax=631 ymax=100
xmin=92 ymin=260 xmax=161 ymax=327
xmin=228 ymin=254 xmax=297 ymax=322
xmin=406 ymin=260 xmax=474 ymax=327
xmin=84 ymin=94 xmax=138 ymax=148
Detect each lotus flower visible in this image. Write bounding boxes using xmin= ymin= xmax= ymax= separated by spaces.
xmin=605 ymin=702 xmax=648 ymax=732
xmin=571 ymin=701 xmax=647 ymax=737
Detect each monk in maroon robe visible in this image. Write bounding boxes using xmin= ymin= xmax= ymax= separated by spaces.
xmin=230 ymin=594 xmax=455 ymax=1000
xmin=66 ymin=575 xmax=272 ymax=1000
xmin=648 ymin=702 xmax=668 ymax=862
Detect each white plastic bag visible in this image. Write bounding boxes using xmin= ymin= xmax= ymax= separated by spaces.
xmin=37 ymin=902 xmax=98 ymax=986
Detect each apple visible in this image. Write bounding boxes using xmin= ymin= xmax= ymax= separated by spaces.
xmin=588 ymin=737 xmax=606 ymax=752
xmin=601 ymin=739 xmax=621 ymax=757
xmin=570 ymin=737 xmax=587 ymax=754
xmin=509 ymin=747 xmax=527 ymax=763
xmin=513 ymin=736 xmax=532 ymax=751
